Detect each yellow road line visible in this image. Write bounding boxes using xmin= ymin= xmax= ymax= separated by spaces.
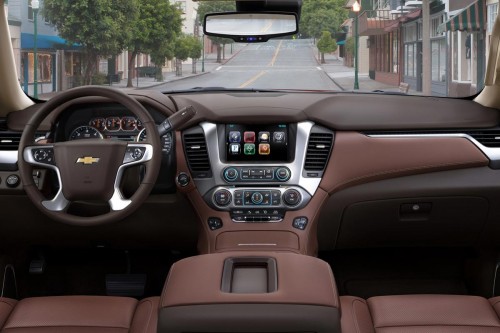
xmin=269 ymin=40 xmax=283 ymax=67
xmin=261 ymin=21 xmax=273 ymax=33
xmin=239 ymin=71 xmax=267 ymax=88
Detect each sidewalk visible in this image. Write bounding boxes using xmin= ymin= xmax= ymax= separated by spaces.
xmin=320 ymin=53 xmax=400 ymax=92
xmin=111 ymin=43 xmax=247 ymax=90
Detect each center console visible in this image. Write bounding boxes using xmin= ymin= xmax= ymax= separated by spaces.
xmin=177 ymin=121 xmax=334 ymax=255
xmin=158 ymin=252 xmax=340 ymax=333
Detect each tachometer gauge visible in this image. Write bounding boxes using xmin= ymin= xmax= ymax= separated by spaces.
xmin=89 ymin=118 xmax=105 ymax=131
xmin=106 ymin=117 xmax=121 ymax=131
xmin=136 ymin=119 xmax=144 ymax=131
xmin=121 ymin=117 xmax=137 ymax=131
xmin=69 ymin=126 xmax=103 ymax=140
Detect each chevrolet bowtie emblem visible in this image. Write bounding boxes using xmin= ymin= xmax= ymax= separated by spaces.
xmin=76 ymin=157 xmax=100 ymax=165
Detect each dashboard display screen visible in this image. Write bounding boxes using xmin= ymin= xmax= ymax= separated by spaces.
xmin=225 ymin=124 xmax=289 ymax=162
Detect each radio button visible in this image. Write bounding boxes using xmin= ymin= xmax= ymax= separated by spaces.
xmin=276 ymin=167 xmax=291 ymax=181
xmin=224 ymin=168 xmax=239 ymax=181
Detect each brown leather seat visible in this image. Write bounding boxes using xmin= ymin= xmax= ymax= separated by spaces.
xmin=0 ymin=296 xmax=158 ymax=333
xmin=341 ymin=295 xmax=500 ymax=333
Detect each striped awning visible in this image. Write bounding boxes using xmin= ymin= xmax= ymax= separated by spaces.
xmin=437 ymin=0 xmax=486 ymax=33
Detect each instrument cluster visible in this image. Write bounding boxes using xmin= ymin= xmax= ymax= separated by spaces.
xmin=69 ymin=116 xmax=146 ymax=142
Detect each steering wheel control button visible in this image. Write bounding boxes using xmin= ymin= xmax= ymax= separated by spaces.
xmin=177 ymin=173 xmax=190 ymax=187
xmin=224 ymin=167 xmax=239 ymax=182
xmin=283 ymin=189 xmax=301 ymax=207
xmin=124 ymin=147 xmax=147 ymax=164
xmin=32 ymin=148 xmax=55 ymax=165
xmin=214 ymin=189 xmax=232 ymax=207
xmin=207 ymin=217 xmax=223 ymax=231
xmin=276 ymin=167 xmax=291 ymax=181
xmin=293 ymin=217 xmax=309 ymax=230
xmin=6 ymin=175 xmax=20 ymax=188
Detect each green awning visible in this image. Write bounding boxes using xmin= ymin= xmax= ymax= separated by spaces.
xmin=336 ymin=40 xmax=346 ymax=46
xmin=437 ymin=0 xmax=486 ymax=33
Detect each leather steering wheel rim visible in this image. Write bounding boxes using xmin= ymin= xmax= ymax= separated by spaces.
xmin=18 ymin=86 xmax=162 ymax=226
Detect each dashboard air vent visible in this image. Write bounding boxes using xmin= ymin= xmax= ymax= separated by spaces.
xmin=0 ymin=132 xmax=22 ymax=150
xmin=183 ymin=131 xmax=212 ymax=178
xmin=466 ymin=131 xmax=500 ymax=148
xmin=304 ymin=129 xmax=334 ymax=174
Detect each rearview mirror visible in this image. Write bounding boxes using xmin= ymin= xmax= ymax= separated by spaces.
xmin=204 ymin=12 xmax=298 ymax=43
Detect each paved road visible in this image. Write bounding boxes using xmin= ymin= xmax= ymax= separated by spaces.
xmin=149 ymin=39 xmax=341 ymax=92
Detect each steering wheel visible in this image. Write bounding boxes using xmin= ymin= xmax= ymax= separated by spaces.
xmin=18 ymin=86 xmax=162 ymax=226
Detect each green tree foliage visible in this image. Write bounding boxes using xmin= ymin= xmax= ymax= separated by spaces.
xmin=301 ymin=0 xmax=349 ymax=39
xmin=43 ymin=0 xmax=137 ymax=84
xmin=126 ymin=0 xmax=182 ymax=87
xmin=174 ymin=34 xmax=201 ymax=76
xmin=317 ymin=31 xmax=338 ymax=63
xmin=197 ymin=1 xmax=235 ymax=62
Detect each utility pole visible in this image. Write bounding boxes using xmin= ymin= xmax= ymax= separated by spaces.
xmin=422 ymin=0 xmax=431 ymax=95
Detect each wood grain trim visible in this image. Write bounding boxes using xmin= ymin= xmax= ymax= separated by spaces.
xmin=320 ymin=132 xmax=489 ymax=194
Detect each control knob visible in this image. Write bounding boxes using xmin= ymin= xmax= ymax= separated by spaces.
xmin=283 ymin=189 xmax=301 ymax=207
xmin=213 ymin=189 xmax=232 ymax=207
xmin=224 ymin=167 xmax=239 ymax=182
xmin=251 ymin=192 xmax=264 ymax=205
xmin=276 ymin=167 xmax=291 ymax=181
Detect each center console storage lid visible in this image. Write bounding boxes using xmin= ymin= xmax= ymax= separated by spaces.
xmin=160 ymin=251 xmax=339 ymax=308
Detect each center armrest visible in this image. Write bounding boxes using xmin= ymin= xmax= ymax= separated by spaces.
xmin=159 ymin=252 xmax=340 ymax=333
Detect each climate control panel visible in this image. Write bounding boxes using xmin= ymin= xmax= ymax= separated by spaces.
xmin=223 ymin=166 xmax=291 ymax=183
xmin=209 ymin=186 xmax=310 ymax=213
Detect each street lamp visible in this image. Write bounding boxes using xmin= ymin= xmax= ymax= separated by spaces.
xmin=352 ymin=0 xmax=360 ymax=90
xmin=202 ymin=34 xmax=205 ymax=73
xmin=32 ymin=0 xmax=39 ymax=99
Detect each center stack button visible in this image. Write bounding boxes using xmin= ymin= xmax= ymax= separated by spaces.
xmin=214 ymin=189 xmax=232 ymax=206
xmin=224 ymin=168 xmax=239 ymax=182
xmin=276 ymin=167 xmax=291 ymax=182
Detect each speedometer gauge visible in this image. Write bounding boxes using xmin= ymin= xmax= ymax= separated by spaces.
xmin=69 ymin=126 xmax=103 ymax=140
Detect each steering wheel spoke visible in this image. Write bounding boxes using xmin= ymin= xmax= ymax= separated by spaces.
xmin=23 ymin=145 xmax=56 ymax=167
xmin=122 ymin=143 xmax=154 ymax=165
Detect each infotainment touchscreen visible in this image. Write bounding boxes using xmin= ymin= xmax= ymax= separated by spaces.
xmin=225 ymin=124 xmax=289 ymax=162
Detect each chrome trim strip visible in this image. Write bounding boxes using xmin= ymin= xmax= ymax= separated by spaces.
xmin=198 ymin=121 xmax=322 ymax=196
xmin=110 ymin=143 xmax=153 ymax=211
xmin=367 ymin=133 xmax=500 ymax=161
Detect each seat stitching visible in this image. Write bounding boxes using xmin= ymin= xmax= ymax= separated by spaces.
xmin=352 ymin=298 xmax=372 ymax=333
xmin=136 ymin=299 xmax=153 ymax=333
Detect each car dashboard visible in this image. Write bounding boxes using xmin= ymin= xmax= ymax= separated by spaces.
xmin=1 ymin=90 xmax=500 ymax=254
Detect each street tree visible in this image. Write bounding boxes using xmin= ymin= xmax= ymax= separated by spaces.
xmin=150 ymin=39 xmax=176 ymax=81
xmin=43 ymin=0 xmax=137 ymax=85
xmin=186 ymin=35 xmax=203 ymax=74
xmin=197 ymin=1 xmax=235 ymax=63
xmin=174 ymin=34 xmax=193 ymax=76
xmin=301 ymin=0 xmax=349 ymax=39
xmin=126 ymin=0 xmax=182 ymax=87
xmin=317 ymin=31 xmax=338 ymax=64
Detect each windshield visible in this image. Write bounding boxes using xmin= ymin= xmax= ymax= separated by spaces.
xmin=5 ymin=0 xmax=494 ymax=98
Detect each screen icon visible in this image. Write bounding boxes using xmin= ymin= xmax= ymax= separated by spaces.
xmin=229 ymin=131 xmax=241 ymax=143
xmin=259 ymin=144 xmax=271 ymax=155
xmin=244 ymin=143 xmax=255 ymax=155
xmin=244 ymin=131 xmax=256 ymax=143
xmin=259 ymin=132 xmax=270 ymax=143
xmin=229 ymin=144 xmax=240 ymax=155
xmin=273 ymin=131 xmax=285 ymax=143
